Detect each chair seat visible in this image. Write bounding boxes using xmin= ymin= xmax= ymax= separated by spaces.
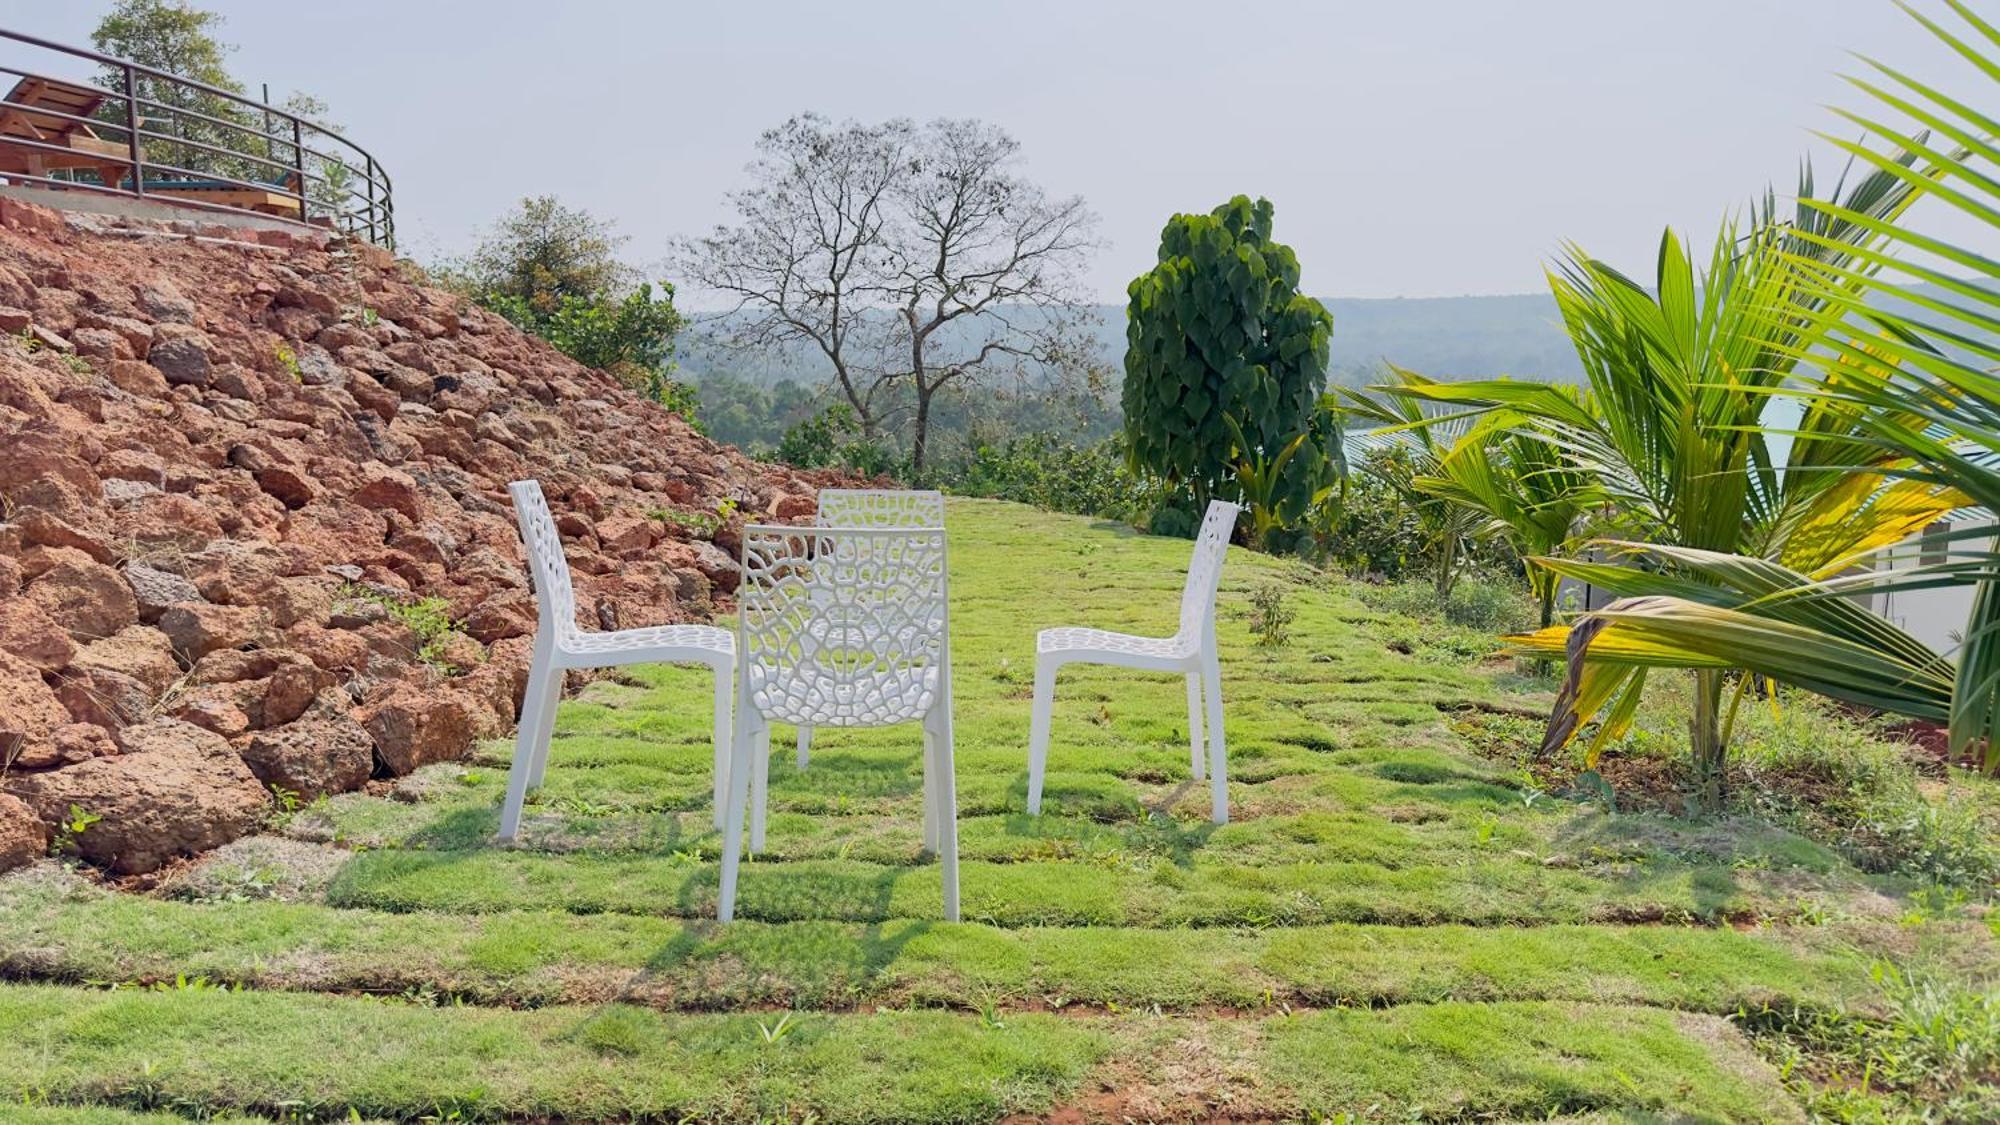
xmin=556 ymin=623 xmax=734 ymax=666
xmin=1037 ymin=626 xmax=1196 ymax=667
xmin=748 ymin=663 xmax=939 ymax=727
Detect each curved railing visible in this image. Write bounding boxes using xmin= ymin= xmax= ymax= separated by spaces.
xmin=0 ymin=27 xmax=392 ymax=248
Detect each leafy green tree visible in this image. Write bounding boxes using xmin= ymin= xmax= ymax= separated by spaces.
xmin=89 ymin=0 xmax=345 ymax=222
xmin=457 ymin=196 xmax=633 ymax=316
xmin=1124 ymin=195 xmax=1339 ymax=537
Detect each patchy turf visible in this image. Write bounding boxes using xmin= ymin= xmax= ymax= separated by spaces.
xmin=2 ymin=499 xmax=1993 ymax=1122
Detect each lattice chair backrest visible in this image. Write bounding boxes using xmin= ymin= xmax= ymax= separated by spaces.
xmin=738 ymin=524 xmax=949 ymax=728
xmin=815 ymin=489 xmax=946 ymax=528
xmin=509 ymin=479 xmax=581 ymax=647
xmin=1178 ymin=499 xmax=1241 ymax=642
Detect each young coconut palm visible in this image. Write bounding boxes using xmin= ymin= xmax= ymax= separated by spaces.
xmin=1776 ymin=0 xmax=2000 ymax=760
xmin=1347 ymin=368 xmax=1598 ymax=628
xmin=1564 ymin=0 xmax=2000 ymax=768
xmin=1339 ymin=378 xmax=1494 ymax=601
xmin=1379 ymin=155 xmax=1944 ymax=808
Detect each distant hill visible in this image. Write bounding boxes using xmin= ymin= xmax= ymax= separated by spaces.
xmin=676 ymin=282 xmax=1992 ymax=394
xmin=677 ymin=293 xmax=1584 ymax=389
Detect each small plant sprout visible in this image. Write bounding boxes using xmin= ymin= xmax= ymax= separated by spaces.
xmin=758 ymin=1010 xmax=797 ymax=1044
xmin=1249 ymin=583 xmax=1295 ymax=649
xmin=50 ymin=804 xmax=101 ymax=856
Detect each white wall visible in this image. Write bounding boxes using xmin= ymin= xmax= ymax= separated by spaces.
xmin=1871 ymin=520 xmax=1991 ymax=662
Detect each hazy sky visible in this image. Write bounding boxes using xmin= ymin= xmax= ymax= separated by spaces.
xmin=0 ymin=1 xmax=1970 ymax=302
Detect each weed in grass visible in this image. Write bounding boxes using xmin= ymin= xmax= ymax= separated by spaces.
xmin=1744 ymin=962 xmax=2000 ymax=1120
xmin=1249 ymin=584 xmax=1295 ymax=649
xmin=759 ymin=1010 xmax=798 ymax=1044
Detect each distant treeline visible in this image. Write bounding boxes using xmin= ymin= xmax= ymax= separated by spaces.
xmin=677 ymin=293 xmax=1586 ymax=392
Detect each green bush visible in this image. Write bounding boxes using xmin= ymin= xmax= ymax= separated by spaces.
xmin=483 ymin=282 xmax=693 ymax=421
xmin=1359 ymin=575 xmax=1537 ymax=634
xmin=939 ymin=433 xmax=1157 ymax=523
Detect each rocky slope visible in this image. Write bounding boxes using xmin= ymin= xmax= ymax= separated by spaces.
xmin=0 ymin=197 xmax=826 ymax=876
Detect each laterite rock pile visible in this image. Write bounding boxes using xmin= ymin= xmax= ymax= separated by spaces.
xmin=0 ymin=196 xmax=828 ymax=875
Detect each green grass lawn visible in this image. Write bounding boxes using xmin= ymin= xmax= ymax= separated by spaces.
xmin=2 ymin=499 xmax=1994 ymax=1122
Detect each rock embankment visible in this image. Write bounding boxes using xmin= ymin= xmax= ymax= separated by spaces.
xmin=0 ymin=197 xmax=826 ymax=875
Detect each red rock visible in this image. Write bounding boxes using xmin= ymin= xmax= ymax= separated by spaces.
xmin=238 ymin=716 xmax=374 ymax=801
xmin=172 ymin=684 xmax=255 ymax=738
xmin=70 ymin=625 xmax=180 ymax=695
xmin=256 ymin=464 xmax=317 ymax=508
xmin=0 ymin=598 xmax=76 ymax=671
xmin=104 ymin=359 xmax=169 ymax=397
xmin=0 ymin=793 xmax=44 ymax=873
xmin=0 ymin=649 xmax=69 ymax=768
xmin=15 ymin=508 xmax=114 ymax=564
xmin=98 ymin=447 xmax=168 ymax=484
xmin=52 ymin=722 xmax=117 ymax=763
xmin=55 ymin=664 xmax=154 ymax=731
xmin=773 ymin=491 xmax=817 ymax=521
xmin=157 ymin=602 xmax=273 ymax=661
xmin=3 ymin=719 xmax=269 ymax=874
xmin=24 ymin=558 xmax=138 ymax=643
xmin=350 ymin=464 xmax=423 ymax=520
xmin=261 ymin=658 xmax=332 ymax=727
xmin=356 ymin=684 xmax=474 ymax=775
xmin=597 ymin=513 xmax=656 ymax=553
xmin=0 ymin=429 xmax=100 ymax=500
xmin=112 ymin=491 xmax=223 ymax=552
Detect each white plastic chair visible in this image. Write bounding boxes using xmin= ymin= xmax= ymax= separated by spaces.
xmin=793 ymin=488 xmax=946 ymax=767
xmin=499 ymin=479 xmax=736 ymax=840
xmin=718 ymin=522 xmax=958 ymax=922
xmin=1027 ymin=499 xmax=1241 ymax=824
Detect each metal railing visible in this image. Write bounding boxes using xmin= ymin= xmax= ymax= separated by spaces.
xmin=0 ymin=27 xmax=392 ymax=248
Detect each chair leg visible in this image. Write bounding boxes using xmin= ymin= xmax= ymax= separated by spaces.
xmin=920 ymin=723 xmax=939 ymax=853
xmin=717 ymin=703 xmax=757 ymax=922
xmin=499 ymin=659 xmax=556 ymax=840
xmin=1203 ymin=652 xmax=1227 ymax=825
xmin=796 ymin=725 xmax=812 ymax=769
xmin=750 ymin=720 xmax=772 ymax=854
xmin=927 ymin=703 xmax=960 ymax=923
xmin=711 ymin=662 xmax=732 ymax=831
xmin=1185 ymin=671 xmax=1206 ymax=782
xmin=1026 ymin=659 xmax=1056 ymax=815
xmin=523 ymin=668 xmax=563 ymax=787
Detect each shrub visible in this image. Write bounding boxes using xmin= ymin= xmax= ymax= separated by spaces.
xmin=483 ymin=282 xmax=692 ymax=419
xmin=1359 ymin=574 xmax=1537 ymax=634
xmin=1124 ymin=195 xmax=1337 ymax=523
xmin=938 ymin=432 xmax=1157 ymax=523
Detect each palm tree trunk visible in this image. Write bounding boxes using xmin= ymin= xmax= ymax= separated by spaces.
xmin=1434 ymin=533 xmax=1458 ymax=601
xmin=1689 ymin=668 xmax=1727 ymax=812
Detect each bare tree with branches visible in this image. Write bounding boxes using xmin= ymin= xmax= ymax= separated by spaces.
xmin=676 ymin=116 xmax=1100 ymax=466
xmin=671 ymin=114 xmax=910 ymax=437
xmin=875 ymin=119 xmax=1102 ymax=471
